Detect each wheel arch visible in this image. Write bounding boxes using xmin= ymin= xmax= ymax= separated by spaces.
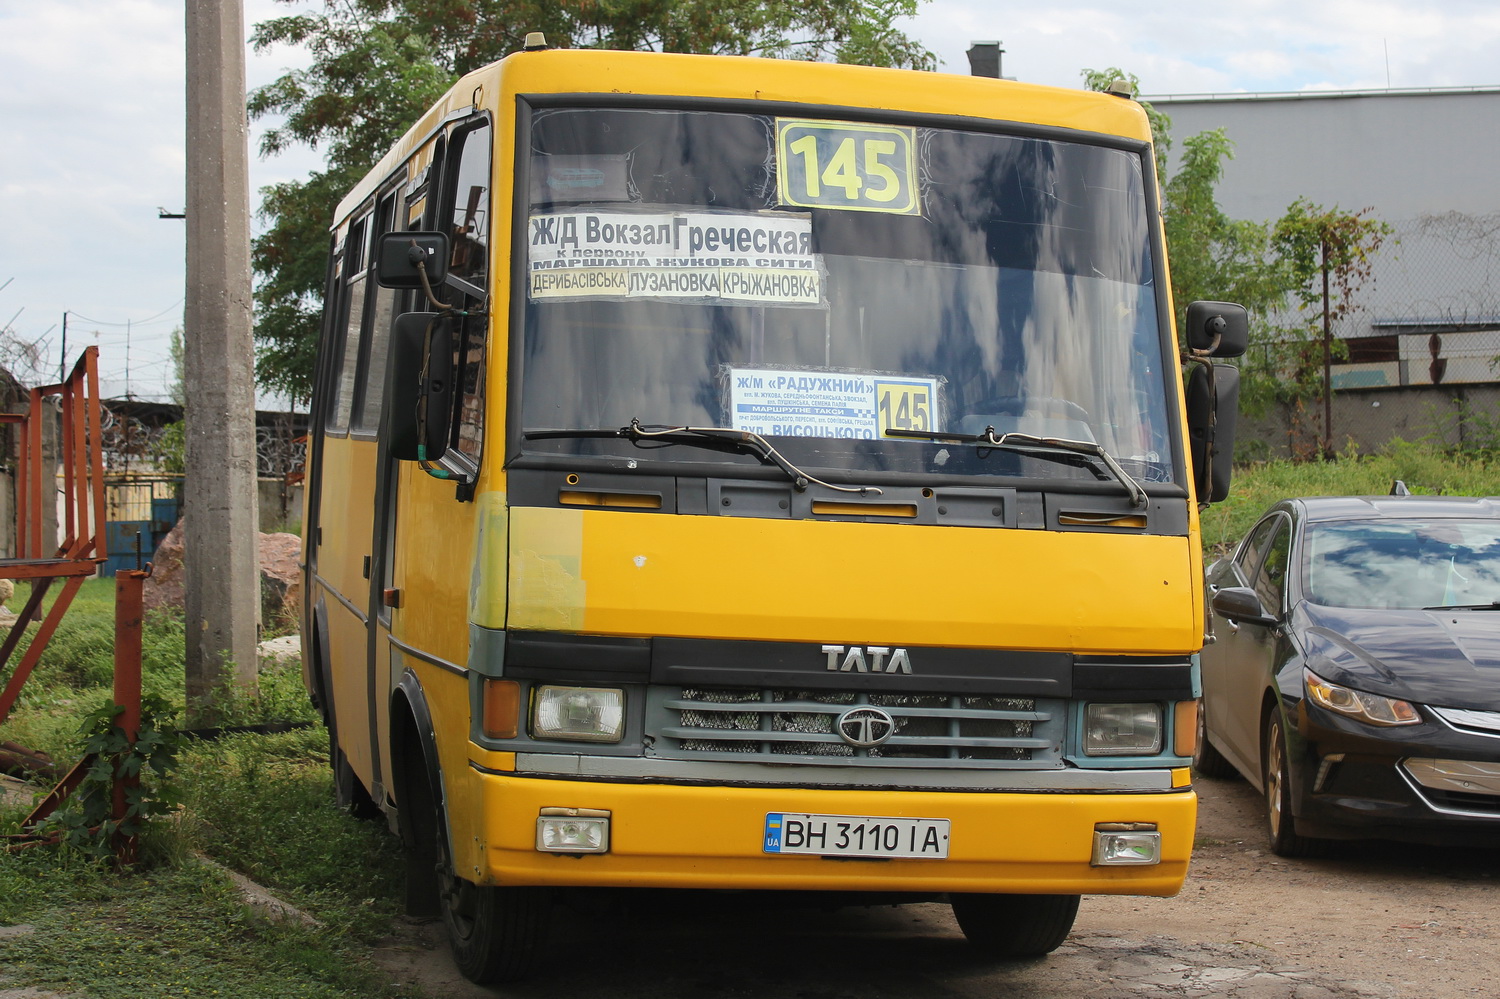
xmin=390 ymin=668 xmax=446 ymax=821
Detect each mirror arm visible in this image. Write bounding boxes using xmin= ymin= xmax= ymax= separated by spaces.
xmin=414 ymin=252 xmax=453 ymax=311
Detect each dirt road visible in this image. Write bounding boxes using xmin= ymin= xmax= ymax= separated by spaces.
xmin=376 ymin=775 xmax=1500 ymax=997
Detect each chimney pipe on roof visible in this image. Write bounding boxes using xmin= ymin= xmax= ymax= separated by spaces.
xmin=967 ymin=41 xmax=1002 ymax=79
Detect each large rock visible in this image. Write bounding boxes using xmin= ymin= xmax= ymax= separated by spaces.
xmin=143 ymin=523 xmax=186 ymax=612
xmin=258 ymin=531 xmax=303 ymax=634
xmin=142 ymin=519 xmax=303 ymax=633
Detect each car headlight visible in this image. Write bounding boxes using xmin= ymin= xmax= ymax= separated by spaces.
xmin=1084 ymin=702 xmax=1163 ymax=756
xmin=1303 ymin=668 xmax=1420 ymax=726
xmin=532 ymin=685 xmax=626 ymax=743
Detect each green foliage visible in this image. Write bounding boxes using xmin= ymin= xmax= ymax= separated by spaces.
xmin=1198 ymin=443 xmax=1500 ymax=559
xmin=35 ymin=695 xmax=181 ymax=859
xmin=1251 ymin=200 xmax=1396 ymax=455
xmin=167 ymin=326 xmax=186 ymax=407
xmin=158 ymin=420 xmax=186 ymax=473
xmin=1272 ymin=198 xmax=1394 ymax=324
xmin=1420 ymin=397 xmax=1500 ymax=452
xmin=1162 ymin=129 xmax=1291 ymax=339
xmin=249 ymin=0 xmax=936 ymax=401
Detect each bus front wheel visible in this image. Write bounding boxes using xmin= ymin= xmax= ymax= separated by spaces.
xmin=438 ymin=849 xmax=550 ymax=983
xmin=949 ymin=892 xmax=1080 ymax=958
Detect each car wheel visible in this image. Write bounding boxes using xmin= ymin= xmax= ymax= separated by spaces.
xmin=1263 ymin=712 xmax=1331 ymax=859
xmin=1192 ymin=702 xmax=1238 ymax=779
xmin=950 ymin=893 xmax=1080 ymax=958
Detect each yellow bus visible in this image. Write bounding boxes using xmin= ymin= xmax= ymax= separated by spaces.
xmin=302 ymin=39 xmax=1245 ymax=983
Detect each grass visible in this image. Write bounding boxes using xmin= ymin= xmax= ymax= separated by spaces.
xmin=1198 ymin=440 xmax=1500 ymax=560
xmin=0 ymin=578 xmax=414 ymax=998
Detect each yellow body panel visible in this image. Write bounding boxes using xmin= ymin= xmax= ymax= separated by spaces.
xmin=508 ymin=506 xmax=1204 ymax=653
xmin=466 ymin=771 xmax=1193 ymax=896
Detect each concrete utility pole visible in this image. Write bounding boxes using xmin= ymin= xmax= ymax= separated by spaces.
xmin=184 ymin=0 xmax=260 ymax=718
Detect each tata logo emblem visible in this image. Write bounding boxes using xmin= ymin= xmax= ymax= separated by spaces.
xmin=836 ymin=707 xmax=897 ymax=748
xmin=821 ymin=645 xmax=913 ymax=674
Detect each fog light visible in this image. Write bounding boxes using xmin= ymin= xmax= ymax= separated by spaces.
xmin=533 ymin=685 xmax=625 ymax=743
xmin=536 ymin=807 xmax=610 ymax=853
xmin=1092 ymin=823 xmax=1160 ymax=866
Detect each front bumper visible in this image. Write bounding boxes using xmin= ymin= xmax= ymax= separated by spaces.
xmin=1292 ymin=704 xmax=1500 ymax=845
xmin=458 ymin=765 xmax=1196 ymax=896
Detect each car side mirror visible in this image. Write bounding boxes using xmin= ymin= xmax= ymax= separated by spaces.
xmin=383 ymin=312 xmax=454 ymax=463
xmin=1186 ymin=362 xmax=1239 ymax=504
xmin=1185 ymin=301 xmax=1248 ymax=357
xmin=1212 ymin=586 xmax=1278 ymax=627
xmin=376 ymin=231 xmax=450 ymax=289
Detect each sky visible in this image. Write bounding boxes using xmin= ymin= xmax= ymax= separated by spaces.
xmin=3 ymin=0 xmax=1499 ymax=407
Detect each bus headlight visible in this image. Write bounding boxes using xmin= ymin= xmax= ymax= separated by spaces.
xmin=1083 ymin=703 xmax=1163 ymax=756
xmin=532 ymin=685 xmax=626 ymax=743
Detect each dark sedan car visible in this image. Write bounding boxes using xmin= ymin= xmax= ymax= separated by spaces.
xmin=1198 ymin=495 xmax=1500 ymax=856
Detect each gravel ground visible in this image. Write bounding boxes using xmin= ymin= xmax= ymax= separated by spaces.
xmin=373 ymin=774 xmax=1500 ymax=997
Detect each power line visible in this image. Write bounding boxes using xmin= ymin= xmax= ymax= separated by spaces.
xmin=67 ymin=299 xmax=184 ymax=328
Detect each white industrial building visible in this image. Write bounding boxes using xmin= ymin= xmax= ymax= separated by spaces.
xmin=1148 ymin=87 xmax=1500 ymax=453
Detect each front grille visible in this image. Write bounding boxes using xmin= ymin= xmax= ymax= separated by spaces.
xmin=1421 ymin=788 xmax=1500 ymax=815
xmin=650 ymin=687 xmax=1061 ymax=766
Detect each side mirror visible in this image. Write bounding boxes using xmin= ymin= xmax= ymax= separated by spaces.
xmin=1186 ymin=362 xmax=1239 ymax=503
xmin=383 ymin=312 xmax=454 ymax=462
xmin=1185 ymin=301 xmax=1248 ymax=357
xmin=1212 ymin=586 xmax=1278 ymax=627
xmin=376 ymin=232 xmax=450 ymax=289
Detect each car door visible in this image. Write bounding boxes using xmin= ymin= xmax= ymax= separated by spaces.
xmin=1205 ymin=513 xmax=1290 ymax=780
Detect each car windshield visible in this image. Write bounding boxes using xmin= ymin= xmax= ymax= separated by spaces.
xmin=1305 ymin=519 xmax=1500 ymax=609
xmin=517 ymin=106 xmax=1177 ymax=486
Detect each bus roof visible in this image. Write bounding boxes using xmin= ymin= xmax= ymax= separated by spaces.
xmin=334 ymin=47 xmax=1153 ymax=225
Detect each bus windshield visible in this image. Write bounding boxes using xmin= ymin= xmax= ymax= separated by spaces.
xmin=518 ymin=106 xmax=1175 ymax=485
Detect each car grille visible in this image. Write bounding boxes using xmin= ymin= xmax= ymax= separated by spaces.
xmin=1402 ymin=757 xmax=1500 ymax=816
xmin=648 ymin=687 xmax=1062 ymax=766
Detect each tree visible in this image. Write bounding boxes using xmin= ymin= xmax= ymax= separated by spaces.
xmin=1269 ymin=199 xmax=1393 ymax=456
xmin=1161 ymin=129 xmax=1290 ymax=333
xmin=249 ymin=0 xmax=936 ymax=402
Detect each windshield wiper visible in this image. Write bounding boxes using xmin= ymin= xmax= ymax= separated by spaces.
xmin=525 ymin=419 xmax=882 ymax=495
xmin=884 ymin=426 xmax=1147 ymax=509
xmin=1423 ymin=600 xmax=1500 ymax=611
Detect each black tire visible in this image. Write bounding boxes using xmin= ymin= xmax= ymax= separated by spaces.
xmin=441 ymin=876 xmax=550 ymax=984
xmin=1263 ymin=713 xmax=1332 ymax=858
xmin=950 ymin=893 xmax=1080 ymax=958
xmin=330 ymin=730 xmax=381 ymax=820
xmin=1193 ymin=702 xmax=1238 ymax=779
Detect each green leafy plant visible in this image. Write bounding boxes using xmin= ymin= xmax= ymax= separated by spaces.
xmin=37 ymin=694 xmax=181 ymax=859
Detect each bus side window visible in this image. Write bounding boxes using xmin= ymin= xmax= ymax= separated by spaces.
xmin=354 ymin=192 xmax=401 ymax=434
xmin=442 ymin=122 xmax=491 ymax=468
xmin=328 ymin=214 xmax=369 ymax=434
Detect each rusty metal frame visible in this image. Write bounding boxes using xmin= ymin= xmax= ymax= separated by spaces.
xmin=0 ymin=347 xmax=109 ymax=725
xmin=1 ymin=348 xmax=150 ymax=863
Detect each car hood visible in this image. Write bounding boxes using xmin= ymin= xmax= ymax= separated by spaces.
xmin=1296 ymin=602 xmax=1500 ymax=712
